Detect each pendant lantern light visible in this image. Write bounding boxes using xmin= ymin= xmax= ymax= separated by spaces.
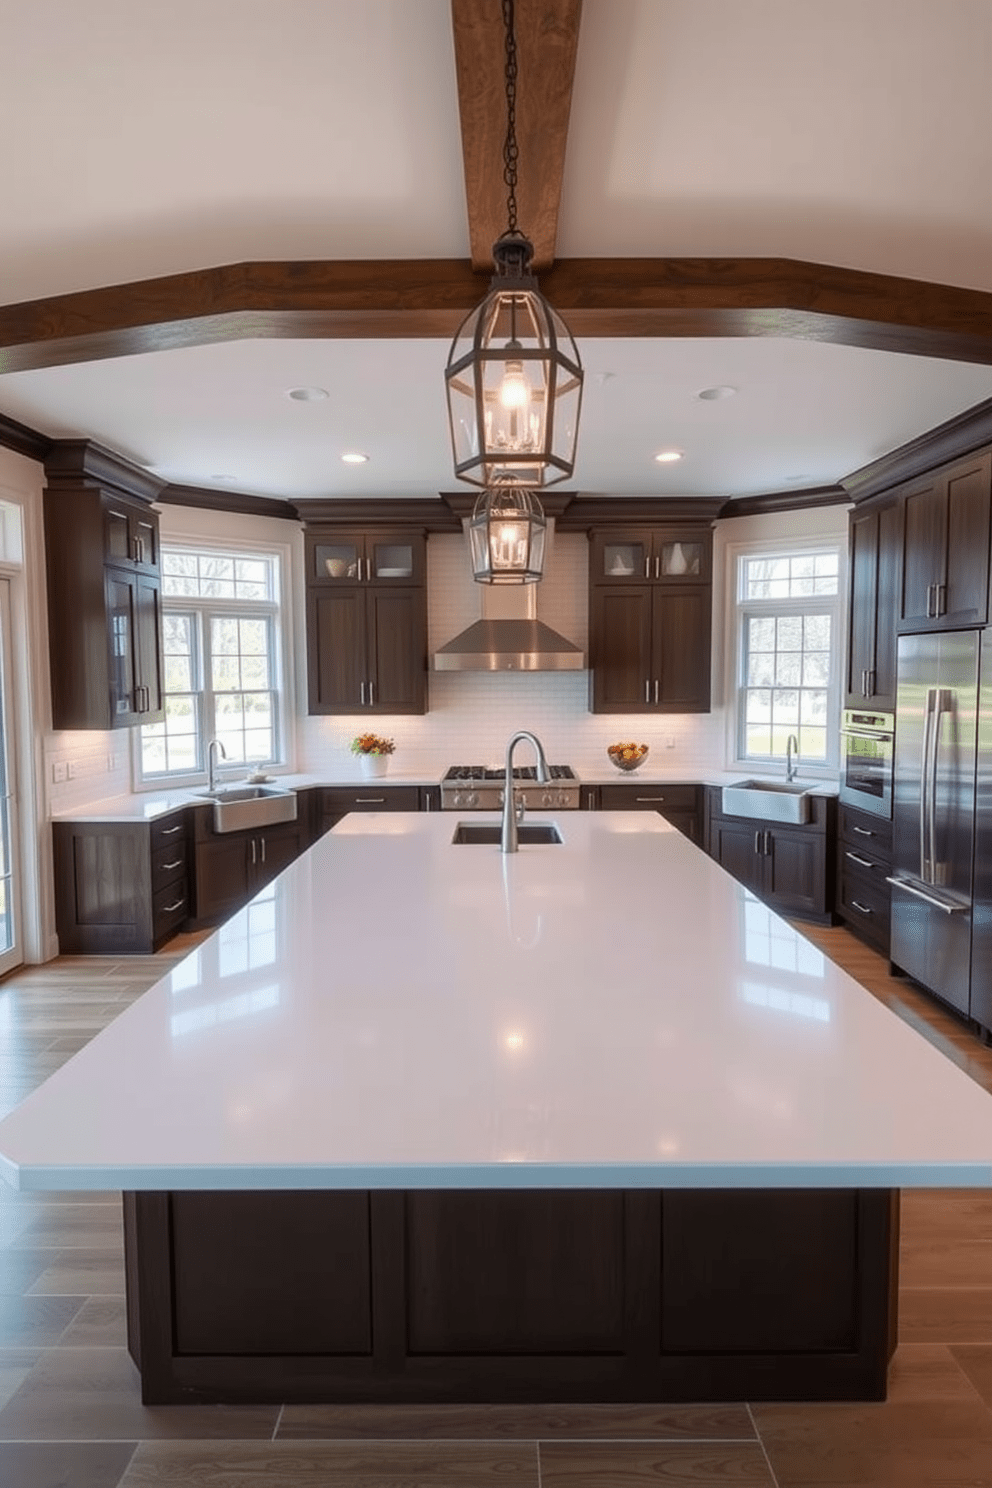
xmin=445 ymin=0 xmax=583 ymax=584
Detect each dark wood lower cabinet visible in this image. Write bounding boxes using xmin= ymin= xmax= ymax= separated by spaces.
xmin=597 ymin=782 xmax=703 ymax=844
xmin=53 ymin=811 xmax=190 ymax=954
xmin=707 ymin=792 xmax=835 ymax=922
xmin=191 ymin=809 xmax=311 ymax=925
xmin=123 ymin=1185 xmax=897 ymax=1406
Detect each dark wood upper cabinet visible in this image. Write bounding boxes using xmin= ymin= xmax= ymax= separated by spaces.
xmin=845 ymin=495 xmax=902 ymax=710
xmin=588 ymin=526 xmax=713 ymax=715
xmin=44 ymin=484 xmax=164 ymax=731
xmin=898 ymin=451 xmax=991 ymax=632
xmin=304 ymin=527 xmax=428 ymax=715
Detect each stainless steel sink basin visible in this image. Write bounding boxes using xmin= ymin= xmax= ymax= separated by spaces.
xmin=194 ymin=784 xmax=298 ymax=834
xmin=452 ymin=822 xmax=564 ymax=846
xmin=721 ymin=779 xmax=815 ymax=825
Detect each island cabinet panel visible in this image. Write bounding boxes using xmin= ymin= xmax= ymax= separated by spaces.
xmin=897 ymin=450 xmax=992 ymax=632
xmin=123 ymin=1186 xmax=897 ymax=1406
xmin=707 ymin=792 xmax=835 ymax=922
xmin=846 ymin=496 xmax=902 ymax=709
xmin=598 ymin=782 xmax=702 ymax=844
xmin=53 ymin=811 xmax=190 ymax=954
xmin=319 ymin=785 xmax=422 ymax=835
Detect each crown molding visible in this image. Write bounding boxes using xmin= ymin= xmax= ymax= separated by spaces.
xmin=0 ymin=411 xmax=51 ymax=463
xmin=556 ymin=496 xmax=725 ymax=530
xmin=298 ymin=498 xmax=461 ymax=531
xmin=842 ymin=396 xmax=992 ymax=503
xmin=43 ymin=439 xmax=164 ymax=502
xmin=718 ymin=485 xmax=850 ymax=519
xmin=159 ymin=484 xmax=299 ymax=521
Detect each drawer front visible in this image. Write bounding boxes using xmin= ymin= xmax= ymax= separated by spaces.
xmin=151 ymin=812 xmax=188 ymax=851
xmin=838 ymin=804 xmax=892 ymax=858
xmin=321 ymin=786 xmax=421 ymax=814
xmin=837 ymin=866 xmax=891 ymax=948
xmin=599 ymin=783 xmax=699 ymax=812
xmin=153 ymin=879 xmax=189 ymax=940
xmin=152 ymin=840 xmax=187 ymax=892
xmin=839 ymin=842 xmax=890 ymax=882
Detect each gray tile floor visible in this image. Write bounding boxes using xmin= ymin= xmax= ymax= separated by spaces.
xmin=0 ymin=929 xmax=991 ymax=1486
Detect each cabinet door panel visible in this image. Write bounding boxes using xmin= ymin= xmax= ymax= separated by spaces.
xmin=367 ymin=588 xmax=427 ymax=713
xmin=900 ymin=479 xmax=943 ymax=627
xmin=654 ymin=587 xmax=711 ymax=711
xmin=308 ymin=591 xmax=366 ymax=712
xmin=105 ymin=569 xmax=137 ymax=725
xmin=846 ymin=508 xmax=878 ymax=702
xmin=711 ymin=821 xmax=765 ymax=894
xmin=589 ymin=587 xmax=653 ymax=711
xmin=944 ymin=457 xmax=991 ymax=627
xmin=194 ymin=837 xmax=250 ymax=923
xmin=872 ymin=500 xmax=901 ymax=706
xmin=765 ymin=829 xmax=823 ymax=916
xmin=253 ymin=825 xmax=307 ymax=889
xmin=135 ymin=574 xmax=164 ymax=718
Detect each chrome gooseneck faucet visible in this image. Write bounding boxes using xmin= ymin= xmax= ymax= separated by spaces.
xmin=786 ymin=734 xmax=799 ymax=784
xmin=207 ymin=737 xmax=226 ymax=792
xmin=501 ymin=730 xmax=549 ymax=853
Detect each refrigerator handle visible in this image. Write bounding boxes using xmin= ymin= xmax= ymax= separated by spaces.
xmin=928 ymin=688 xmax=952 ymax=887
xmin=920 ymin=688 xmax=936 ymax=883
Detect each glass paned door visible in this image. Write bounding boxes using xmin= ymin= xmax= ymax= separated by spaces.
xmin=0 ymin=581 xmax=22 ymax=974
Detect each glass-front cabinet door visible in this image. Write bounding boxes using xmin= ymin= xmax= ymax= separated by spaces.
xmin=658 ymin=536 xmax=707 ymax=581
xmin=309 ymin=531 xmax=425 ymax=585
xmin=590 ymin=532 xmax=651 ymax=583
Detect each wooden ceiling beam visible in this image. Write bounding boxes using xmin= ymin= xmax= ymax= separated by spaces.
xmin=4 ymin=257 xmax=992 ymax=373
xmin=451 ymin=0 xmax=582 ymax=272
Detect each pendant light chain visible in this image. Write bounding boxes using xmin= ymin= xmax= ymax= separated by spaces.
xmin=502 ymin=0 xmax=519 ymax=236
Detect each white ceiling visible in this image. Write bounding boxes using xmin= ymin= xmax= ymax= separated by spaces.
xmin=2 ymin=0 xmax=992 ymax=502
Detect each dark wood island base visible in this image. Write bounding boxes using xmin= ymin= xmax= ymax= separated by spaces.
xmin=123 ymin=1186 xmax=899 ymax=1406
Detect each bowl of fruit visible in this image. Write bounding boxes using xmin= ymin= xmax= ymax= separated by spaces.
xmin=607 ymin=742 xmax=650 ymax=772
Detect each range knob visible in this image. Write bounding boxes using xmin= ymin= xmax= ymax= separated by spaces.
xmin=555 ymin=790 xmax=568 ymax=807
xmin=541 ymin=790 xmax=554 ymax=808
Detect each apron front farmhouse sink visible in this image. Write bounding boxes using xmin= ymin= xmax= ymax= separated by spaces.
xmin=721 ymin=779 xmax=815 ymax=825
xmin=195 ymin=785 xmax=298 ymax=834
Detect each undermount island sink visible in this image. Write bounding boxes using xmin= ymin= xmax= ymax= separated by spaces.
xmin=194 ymin=784 xmax=298 ymax=834
xmin=452 ymin=822 xmax=564 ymax=846
xmin=721 ymin=779 xmax=816 ymax=825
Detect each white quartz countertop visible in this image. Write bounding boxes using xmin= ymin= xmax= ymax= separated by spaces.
xmin=4 ymin=811 xmax=977 ymax=1195
xmin=52 ymin=766 xmax=836 ymax=821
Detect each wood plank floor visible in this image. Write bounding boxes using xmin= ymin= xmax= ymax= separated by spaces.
xmin=1 ymin=923 xmax=992 ymax=1486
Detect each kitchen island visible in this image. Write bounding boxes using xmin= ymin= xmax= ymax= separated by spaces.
xmin=3 ymin=812 xmax=992 ymax=1406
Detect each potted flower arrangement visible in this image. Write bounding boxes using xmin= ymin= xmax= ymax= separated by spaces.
xmin=350 ymin=732 xmax=396 ymax=778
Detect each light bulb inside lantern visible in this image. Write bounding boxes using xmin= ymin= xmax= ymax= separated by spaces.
xmin=499 ymin=361 xmax=529 ymax=411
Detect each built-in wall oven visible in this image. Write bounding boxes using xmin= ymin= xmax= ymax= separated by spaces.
xmin=839 ymin=708 xmax=895 ymax=819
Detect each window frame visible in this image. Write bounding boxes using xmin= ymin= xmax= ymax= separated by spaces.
xmin=727 ymin=537 xmax=845 ymax=777
xmin=133 ymin=538 xmax=296 ymax=791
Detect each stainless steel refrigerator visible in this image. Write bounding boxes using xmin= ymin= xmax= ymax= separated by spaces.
xmin=889 ymin=630 xmax=979 ymax=1017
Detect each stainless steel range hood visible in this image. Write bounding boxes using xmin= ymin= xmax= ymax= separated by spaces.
xmin=433 ymin=538 xmax=585 ymax=673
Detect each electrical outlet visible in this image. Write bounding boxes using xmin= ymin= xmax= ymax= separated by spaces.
xmin=67 ymin=761 xmax=78 ymax=779
xmin=52 ymin=761 xmax=67 ymax=783
xmin=666 ymin=735 xmax=676 ymax=749
xmin=107 ymin=753 xmax=118 ymax=772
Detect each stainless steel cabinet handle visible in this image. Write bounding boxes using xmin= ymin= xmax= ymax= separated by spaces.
xmin=936 ymin=582 xmax=946 ymax=616
xmin=161 ymin=897 xmax=185 ymax=914
xmin=868 ymin=668 xmax=876 ymax=695
xmin=845 ymin=851 xmax=875 ymax=868
xmin=161 ymin=825 xmax=183 ymax=836
xmin=368 ymin=679 xmax=375 ymax=706
xmin=251 ymin=839 xmax=257 ymax=865
xmin=355 ymin=796 xmax=386 ymax=804
xmin=359 ymin=681 xmax=366 ymax=705
xmin=754 ymin=830 xmax=762 ymax=853
xmin=925 ymin=583 xmax=934 ymax=618
xmin=644 ymin=555 xmax=651 ymax=579
xmin=636 ymin=795 xmax=666 ymax=802
xmin=850 ymin=900 xmax=873 ymax=916
xmin=763 ymin=831 xmax=771 ymax=855
xmin=654 ymin=679 xmax=659 ymax=704
xmin=587 ymin=790 xmax=596 ymax=809
xmin=260 ymin=837 xmax=266 ymax=863
xmin=160 ymin=859 xmax=182 ymax=871
xmin=645 ymin=679 xmax=651 ymax=704
xmin=654 ymin=555 xmax=660 ymax=579
xmin=851 ymin=825 xmax=875 ymax=837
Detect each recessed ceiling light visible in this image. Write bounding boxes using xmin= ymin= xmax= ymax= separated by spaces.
xmin=654 ymin=450 xmax=684 ymax=464
xmin=286 ymin=386 xmax=329 ymax=402
xmin=341 ymin=452 xmax=369 ymax=465
xmin=696 ymin=385 xmax=737 ymax=401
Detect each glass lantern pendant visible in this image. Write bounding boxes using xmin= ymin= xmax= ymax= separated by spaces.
xmin=468 ymin=486 xmax=547 ymax=585
xmin=445 ymin=231 xmax=584 ymax=490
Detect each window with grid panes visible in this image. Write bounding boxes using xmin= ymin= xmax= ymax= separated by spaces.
xmin=139 ymin=548 xmax=282 ymax=783
xmin=736 ymin=548 xmax=841 ymax=770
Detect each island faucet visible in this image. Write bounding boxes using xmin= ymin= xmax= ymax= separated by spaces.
xmin=207 ymin=737 xmax=226 ymax=792
xmin=786 ymin=733 xmax=799 ymax=783
xmin=501 ymin=730 xmax=550 ymax=853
